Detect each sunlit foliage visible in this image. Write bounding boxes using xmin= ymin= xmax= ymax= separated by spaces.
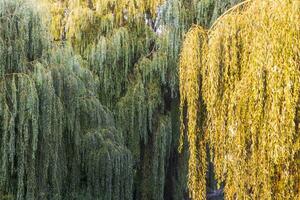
xmin=179 ymin=26 xmax=207 ymax=200
xmin=180 ymin=0 xmax=300 ymax=199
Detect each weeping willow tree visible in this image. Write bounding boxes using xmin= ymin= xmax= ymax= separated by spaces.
xmin=0 ymin=1 xmax=133 ymax=199
xmin=180 ymin=0 xmax=300 ymax=199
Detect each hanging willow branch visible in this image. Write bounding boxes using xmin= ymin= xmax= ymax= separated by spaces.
xmin=179 ymin=25 xmax=208 ymax=200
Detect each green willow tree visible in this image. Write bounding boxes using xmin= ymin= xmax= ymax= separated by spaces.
xmin=0 ymin=1 xmax=132 ymax=199
xmin=1 ymin=0 xmax=243 ymax=199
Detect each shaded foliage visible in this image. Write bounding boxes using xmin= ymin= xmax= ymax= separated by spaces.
xmin=0 ymin=1 xmax=132 ymax=199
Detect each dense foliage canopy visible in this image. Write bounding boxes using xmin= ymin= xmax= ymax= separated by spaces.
xmin=1 ymin=0 xmax=298 ymax=200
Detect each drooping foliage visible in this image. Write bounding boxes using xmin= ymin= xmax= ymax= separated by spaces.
xmin=179 ymin=26 xmax=208 ymax=200
xmin=180 ymin=0 xmax=300 ymax=199
xmin=0 ymin=0 xmax=256 ymax=199
xmin=45 ymin=0 xmax=193 ymax=199
xmin=139 ymin=116 xmax=172 ymax=200
xmin=45 ymin=0 xmax=172 ymax=108
xmin=0 ymin=1 xmax=132 ymax=199
xmin=44 ymin=0 xmax=244 ymax=199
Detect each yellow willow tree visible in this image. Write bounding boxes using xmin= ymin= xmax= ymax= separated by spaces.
xmin=180 ymin=0 xmax=300 ymax=199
